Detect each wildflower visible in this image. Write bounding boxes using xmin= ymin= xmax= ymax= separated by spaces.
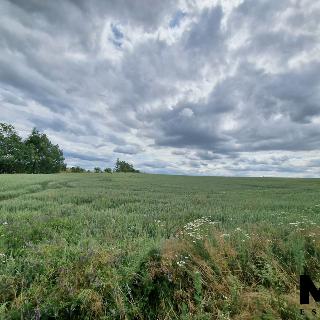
xmin=2 ymin=222 xmax=8 ymax=226
xmin=177 ymin=260 xmax=186 ymax=267
xmin=0 ymin=253 xmax=5 ymax=263
xmin=220 ymin=233 xmax=230 ymax=238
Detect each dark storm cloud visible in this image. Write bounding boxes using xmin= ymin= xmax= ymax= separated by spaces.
xmin=1 ymin=0 xmax=320 ymax=176
xmin=0 ymin=59 xmax=74 ymax=113
xmin=29 ymin=115 xmax=102 ymax=136
xmin=114 ymin=145 xmax=142 ymax=155
xmin=153 ymin=1 xmax=319 ymax=175
xmin=8 ymin=0 xmax=176 ymax=32
xmin=195 ymin=151 xmax=222 ymax=161
xmin=154 ymin=110 xmax=229 ymax=150
xmin=64 ymin=151 xmax=107 ymax=162
xmin=184 ymin=6 xmax=224 ymax=53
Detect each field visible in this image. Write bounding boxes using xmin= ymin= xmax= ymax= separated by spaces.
xmin=0 ymin=173 xmax=319 ymax=319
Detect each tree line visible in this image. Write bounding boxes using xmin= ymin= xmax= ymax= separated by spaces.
xmin=67 ymin=158 xmax=139 ymax=174
xmin=0 ymin=123 xmax=139 ymax=174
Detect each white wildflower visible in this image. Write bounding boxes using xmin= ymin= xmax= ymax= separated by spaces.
xmin=220 ymin=233 xmax=230 ymax=238
xmin=177 ymin=261 xmax=186 ymax=267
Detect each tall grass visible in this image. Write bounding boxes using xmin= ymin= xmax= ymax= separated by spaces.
xmin=0 ymin=173 xmax=319 ymax=319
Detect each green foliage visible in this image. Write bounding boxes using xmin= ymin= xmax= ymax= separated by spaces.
xmin=94 ymin=167 xmax=103 ymax=173
xmin=0 ymin=123 xmax=65 ymax=174
xmin=25 ymin=128 xmax=65 ymax=174
xmin=104 ymin=168 xmax=112 ymax=173
xmin=68 ymin=166 xmax=86 ymax=173
xmin=0 ymin=123 xmax=28 ymax=173
xmin=193 ymin=271 xmax=202 ymax=308
xmin=0 ymin=174 xmax=319 ymax=318
xmin=114 ymin=158 xmax=139 ymax=173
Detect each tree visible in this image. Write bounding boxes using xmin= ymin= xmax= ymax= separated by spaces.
xmin=104 ymin=167 xmax=112 ymax=173
xmin=114 ymin=158 xmax=139 ymax=173
xmin=0 ymin=123 xmax=28 ymax=173
xmin=69 ymin=166 xmax=86 ymax=173
xmin=24 ymin=128 xmax=65 ymax=173
xmin=94 ymin=167 xmax=102 ymax=173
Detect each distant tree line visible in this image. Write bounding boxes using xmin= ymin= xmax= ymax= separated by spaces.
xmin=1 ymin=123 xmax=140 ymax=174
xmin=0 ymin=123 xmax=65 ymax=174
xmin=67 ymin=159 xmax=139 ymax=174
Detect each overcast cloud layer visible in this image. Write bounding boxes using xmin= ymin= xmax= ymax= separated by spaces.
xmin=1 ymin=0 xmax=320 ymax=176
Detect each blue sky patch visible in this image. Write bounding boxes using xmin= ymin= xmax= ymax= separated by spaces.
xmin=169 ymin=10 xmax=186 ymax=28
xmin=111 ymin=23 xmax=124 ymax=47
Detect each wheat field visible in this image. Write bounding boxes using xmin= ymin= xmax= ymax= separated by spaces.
xmin=0 ymin=173 xmax=319 ymax=319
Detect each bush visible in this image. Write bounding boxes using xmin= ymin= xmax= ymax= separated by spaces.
xmin=114 ymin=158 xmax=139 ymax=173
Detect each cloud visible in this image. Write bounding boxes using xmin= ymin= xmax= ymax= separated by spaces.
xmin=114 ymin=145 xmax=142 ymax=155
xmin=195 ymin=151 xmax=222 ymax=160
xmin=64 ymin=151 xmax=108 ymax=162
xmin=1 ymin=0 xmax=320 ymax=176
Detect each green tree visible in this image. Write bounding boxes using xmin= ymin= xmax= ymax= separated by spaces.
xmin=104 ymin=167 xmax=112 ymax=173
xmin=0 ymin=123 xmax=27 ymax=173
xmin=69 ymin=166 xmax=86 ymax=173
xmin=94 ymin=167 xmax=102 ymax=173
xmin=114 ymin=158 xmax=139 ymax=173
xmin=25 ymin=128 xmax=65 ymax=173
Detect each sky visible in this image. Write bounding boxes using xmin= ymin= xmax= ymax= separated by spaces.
xmin=1 ymin=0 xmax=320 ymax=177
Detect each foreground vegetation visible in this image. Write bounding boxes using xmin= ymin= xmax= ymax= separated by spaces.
xmin=0 ymin=173 xmax=319 ymax=319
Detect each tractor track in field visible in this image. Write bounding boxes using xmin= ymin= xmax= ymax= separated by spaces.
xmin=0 ymin=180 xmax=75 ymax=202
